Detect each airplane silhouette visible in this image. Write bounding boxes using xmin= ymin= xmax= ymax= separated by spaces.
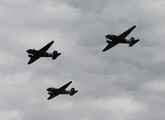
xmin=26 ymin=41 xmax=61 ymax=64
xmin=47 ymin=81 xmax=78 ymax=100
xmin=102 ymin=25 xmax=139 ymax=52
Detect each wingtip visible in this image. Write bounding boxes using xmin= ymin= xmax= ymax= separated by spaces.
xmin=48 ymin=41 xmax=54 ymax=45
xmin=27 ymin=61 xmax=33 ymax=64
xmin=102 ymin=48 xmax=107 ymax=52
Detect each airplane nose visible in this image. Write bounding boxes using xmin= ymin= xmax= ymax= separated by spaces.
xmin=47 ymin=87 xmax=54 ymax=91
xmin=47 ymin=88 xmax=50 ymax=91
xmin=26 ymin=49 xmax=30 ymax=53
xmin=105 ymin=35 xmax=110 ymax=38
xmin=105 ymin=35 xmax=108 ymax=39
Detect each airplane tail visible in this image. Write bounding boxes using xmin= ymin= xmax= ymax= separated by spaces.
xmin=52 ymin=50 xmax=61 ymax=60
xmin=129 ymin=37 xmax=139 ymax=47
xmin=70 ymin=88 xmax=78 ymax=96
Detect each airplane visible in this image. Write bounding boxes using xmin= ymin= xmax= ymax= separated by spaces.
xmin=26 ymin=41 xmax=61 ymax=64
xmin=47 ymin=81 xmax=78 ymax=100
xmin=102 ymin=25 xmax=139 ymax=52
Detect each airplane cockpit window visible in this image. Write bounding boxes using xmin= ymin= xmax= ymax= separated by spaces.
xmin=107 ymin=34 xmax=114 ymax=37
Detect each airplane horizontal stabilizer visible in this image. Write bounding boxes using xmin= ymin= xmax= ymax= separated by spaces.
xmin=129 ymin=39 xmax=139 ymax=47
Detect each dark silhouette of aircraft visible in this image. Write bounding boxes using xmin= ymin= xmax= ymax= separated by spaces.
xmin=102 ymin=25 xmax=139 ymax=52
xmin=47 ymin=81 xmax=78 ymax=100
xmin=26 ymin=41 xmax=61 ymax=64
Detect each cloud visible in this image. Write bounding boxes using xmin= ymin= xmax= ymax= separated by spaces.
xmin=0 ymin=110 xmax=23 ymax=120
xmin=143 ymin=79 xmax=165 ymax=93
xmin=0 ymin=51 xmax=16 ymax=66
xmin=0 ymin=0 xmax=165 ymax=120
xmin=94 ymin=97 xmax=146 ymax=119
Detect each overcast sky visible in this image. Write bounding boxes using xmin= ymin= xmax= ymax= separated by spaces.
xmin=0 ymin=0 xmax=165 ymax=120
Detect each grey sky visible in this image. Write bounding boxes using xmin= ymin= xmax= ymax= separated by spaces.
xmin=0 ymin=0 xmax=165 ymax=120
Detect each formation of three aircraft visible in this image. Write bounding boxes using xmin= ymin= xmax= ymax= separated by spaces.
xmin=26 ymin=25 xmax=139 ymax=100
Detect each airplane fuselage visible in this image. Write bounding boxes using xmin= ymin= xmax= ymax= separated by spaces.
xmin=27 ymin=49 xmax=61 ymax=59
xmin=47 ymin=87 xmax=78 ymax=99
xmin=27 ymin=49 xmax=53 ymax=57
xmin=105 ymin=34 xmax=130 ymax=44
xmin=47 ymin=88 xmax=71 ymax=95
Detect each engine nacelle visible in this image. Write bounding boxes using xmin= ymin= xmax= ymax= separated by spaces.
xmin=106 ymin=40 xmax=111 ymax=44
xmin=28 ymin=54 xmax=34 ymax=58
xmin=48 ymin=91 xmax=53 ymax=95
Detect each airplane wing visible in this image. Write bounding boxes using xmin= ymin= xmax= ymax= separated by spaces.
xmin=118 ymin=25 xmax=136 ymax=39
xmin=58 ymin=81 xmax=72 ymax=92
xmin=28 ymin=56 xmax=40 ymax=64
xmin=39 ymin=41 xmax=54 ymax=53
xmin=47 ymin=94 xmax=59 ymax=100
xmin=102 ymin=42 xmax=118 ymax=52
